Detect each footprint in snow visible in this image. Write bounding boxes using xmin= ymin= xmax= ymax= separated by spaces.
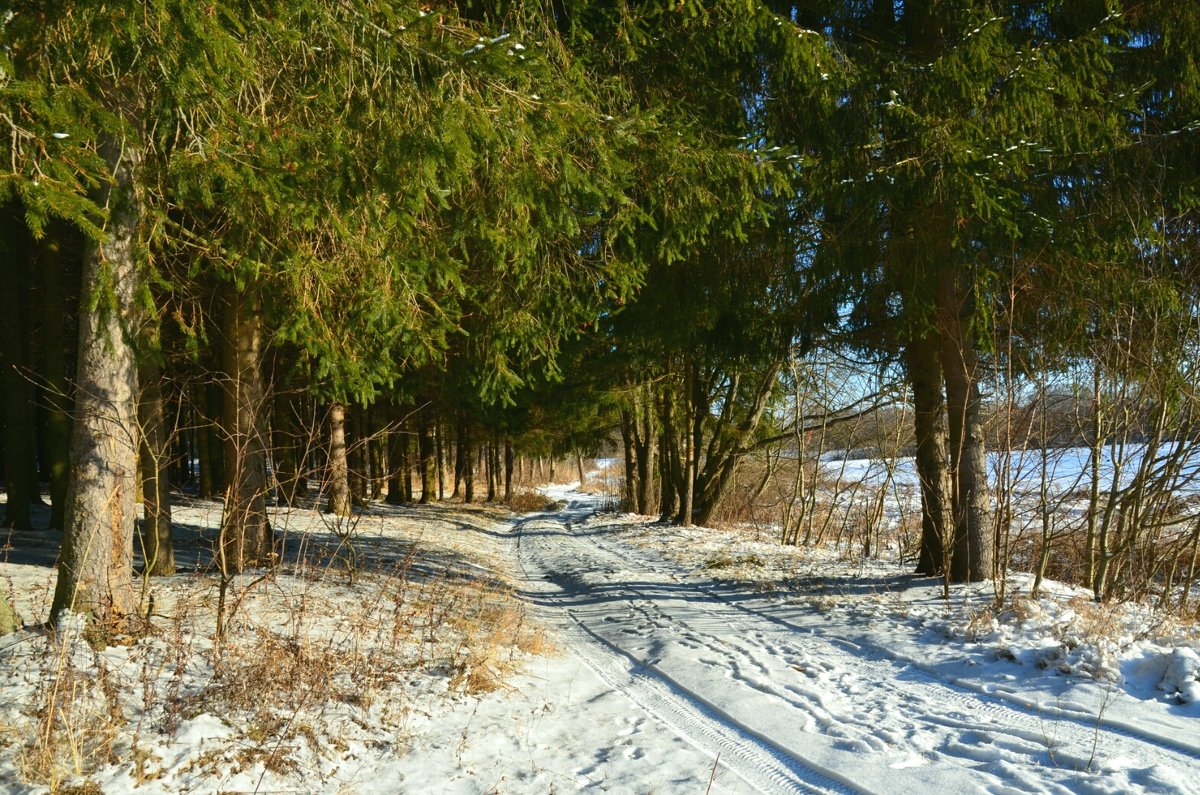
xmin=834 ymin=738 xmax=877 ymax=754
xmin=617 ymin=717 xmax=643 ymax=737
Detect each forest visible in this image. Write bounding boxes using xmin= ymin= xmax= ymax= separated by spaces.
xmin=1 ymin=0 xmax=1199 ymax=639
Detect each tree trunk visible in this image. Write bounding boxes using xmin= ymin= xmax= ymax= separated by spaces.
xmin=435 ymin=418 xmax=445 ymax=500
xmin=634 ymin=388 xmax=655 ymax=515
xmin=463 ymin=429 xmax=475 ymax=503
xmin=658 ymin=432 xmax=676 ymax=521
xmin=1 ymin=202 xmax=35 ymax=529
xmin=504 ymin=440 xmax=514 ymax=502
xmin=365 ymin=408 xmax=382 ymax=500
xmin=197 ymin=381 xmax=226 ymax=498
xmin=452 ymin=417 xmax=465 ymax=498
xmin=173 ymin=400 xmax=191 ymax=487
xmin=272 ymin=388 xmax=303 ymax=506
xmin=218 ymin=282 xmax=273 ymax=572
xmin=690 ymin=362 xmax=782 ymax=527
xmin=494 ymin=442 xmax=502 ymax=496
xmin=620 ymin=409 xmax=637 ymax=510
xmin=402 ymin=426 xmax=414 ymax=502
xmin=680 ymin=363 xmax=697 ymax=527
xmin=659 ymin=384 xmax=680 ymax=522
xmin=39 ymin=224 xmax=74 ymax=531
xmin=485 ymin=439 xmax=497 ymax=501
xmin=51 ymin=137 xmax=142 ymax=633
xmin=326 ymin=401 xmax=352 ymax=516
xmin=138 ymin=349 xmax=175 ymax=576
xmin=906 ymin=332 xmax=952 ymax=576
xmin=938 ymin=269 xmax=993 ymax=582
xmin=576 ymin=453 xmax=586 ymax=492
xmin=385 ymin=411 xmax=406 ymax=505
xmin=0 ymin=591 xmax=18 ymax=635
xmin=1086 ymin=357 xmax=1103 ymax=592
xmin=418 ymin=410 xmax=436 ymax=504
xmin=346 ymin=404 xmax=368 ymax=505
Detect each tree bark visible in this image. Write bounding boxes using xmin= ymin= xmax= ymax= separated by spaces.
xmin=504 ymin=440 xmax=514 ymax=502
xmin=659 ymin=383 xmax=680 ymax=522
xmin=418 ymin=409 xmax=436 ymax=504
xmin=634 ymin=388 xmax=656 ymax=515
xmin=365 ymin=408 xmax=383 ymax=500
xmin=1 ymin=201 xmax=35 ymax=529
xmin=385 ymin=410 xmax=406 ymax=505
xmin=462 ymin=429 xmax=475 ymax=503
xmin=138 ymin=349 xmax=176 ymax=576
xmin=452 ymin=417 xmax=465 ymax=498
xmin=620 ymin=409 xmax=637 ymax=510
xmin=172 ymin=399 xmax=191 ymax=487
xmin=691 ymin=362 xmax=782 ymax=527
xmin=938 ymin=269 xmax=993 ymax=582
xmin=680 ymin=364 xmax=696 ymax=526
xmin=435 ymin=418 xmax=445 ymax=500
xmin=271 ymin=388 xmax=304 ymax=506
xmin=51 ymin=137 xmax=142 ymax=632
xmin=40 ymin=224 xmax=75 ymax=531
xmin=485 ymin=438 xmax=498 ymax=501
xmin=346 ymin=404 xmax=368 ymax=505
xmin=906 ymin=332 xmax=951 ymax=576
xmin=0 ymin=591 xmax=18 ymax=635
xmin=197 ymin=380 xmax=226 ymax=498
xmin=218 ymin=282 xmax=273 ymax=572
xmin=325 ymin=401 xmax=352 ymax=516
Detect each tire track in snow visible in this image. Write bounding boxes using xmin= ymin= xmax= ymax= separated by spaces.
xmin=562 ymin=612 xmax=850 ymax=795
xmin=513 ymin=513 xmax=855 ymax=795
xmin=582 ymin=521 xmax=1200 ymax=768
xmin=576 ymin=513 xmax=1200 ymax=781
xmin=530 ymin=527 xmax=1036 ymax=781
xmin=514 ymin=505 xmax=1200 ymax=792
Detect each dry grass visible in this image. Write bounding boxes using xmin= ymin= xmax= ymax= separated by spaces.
xmin=442 ymin=581 xmax=554 ymax=693
xmin=507 ymin=491 xmax=558 ymax=513
xmin=702 ymin=553 xmax=766 ymax=571
xmin=15 ymin=621 xmax=123 ymax=793
xmin=1 ymin=505 xmax=551 ymax=793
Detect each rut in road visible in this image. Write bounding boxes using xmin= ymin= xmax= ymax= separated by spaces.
xmin=514 ymin=510 xmax=854 ymax=795
xmin=510 ymin=501 xmax=1200 ymax=795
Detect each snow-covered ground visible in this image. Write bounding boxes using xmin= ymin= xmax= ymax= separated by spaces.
xmin=2 ymin=486 xmax=1200 ymax=793
xmin=830 ymin=442 xmax=1200 ymax=497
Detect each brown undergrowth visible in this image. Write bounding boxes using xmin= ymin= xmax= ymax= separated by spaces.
xmin=1 ymin=502 xmax=550 ymax=793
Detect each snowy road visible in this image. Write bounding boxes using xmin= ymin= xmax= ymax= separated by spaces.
xmin=511 ymin=493 xmax=1200 ymax=794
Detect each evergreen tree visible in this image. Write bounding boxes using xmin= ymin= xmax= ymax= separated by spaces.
xmin=777 ymin=0 xmax=1131 ymax=581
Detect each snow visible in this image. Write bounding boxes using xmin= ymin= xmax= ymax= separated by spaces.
xmin=1159 ymin=648 xmax=1200 ymax=703
xmin=2 ymin=482 xmax=1200 ymax=793
xmin=829 ymin=443 xmax=1200 ymax=504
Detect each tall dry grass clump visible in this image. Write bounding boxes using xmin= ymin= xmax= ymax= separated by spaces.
xmin=3 ymin=529 xmax=549 ymax=794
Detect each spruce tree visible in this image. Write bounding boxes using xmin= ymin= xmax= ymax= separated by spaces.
xmin=777 ymin=0 xmax=1132 ymax=581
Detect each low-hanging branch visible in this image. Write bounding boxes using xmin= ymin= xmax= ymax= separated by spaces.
xmin=746 ymin=387 xmax=901 ymax=454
